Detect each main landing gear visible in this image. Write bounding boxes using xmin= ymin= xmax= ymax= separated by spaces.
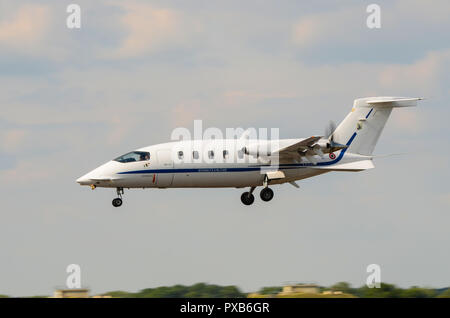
xmin=240 ymin=175 xmax=275 ymax=205
xmin=112 ymin=187 xmax=124 ymax=207
xmin=241 ymin=187 xmax=256 ymax=205
xmin=260 ymin=187 xmax=274 ymax=202
xmin=240 ymin=187 xmax=275 ymax=205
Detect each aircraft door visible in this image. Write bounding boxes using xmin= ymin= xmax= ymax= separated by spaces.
xmin=156 ymin=149 xmax=174 ymax=187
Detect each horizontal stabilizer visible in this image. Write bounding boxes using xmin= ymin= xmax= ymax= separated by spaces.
xmin=312 ymin=160 xmax=375 ymax=172
xmin=364 ymin=97 xmax=422 ymax=108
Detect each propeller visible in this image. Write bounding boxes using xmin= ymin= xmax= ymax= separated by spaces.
xmin=325 ymin=121 xmax=337 ymax=143
xmin=324 ymin=120 xmax=347 ymax=152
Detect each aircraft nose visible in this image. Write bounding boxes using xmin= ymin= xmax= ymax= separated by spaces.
xmin=76 ymin=161 xmax=119 ymax=186
xmin=76 ymin=174 xmax=91 ymax=185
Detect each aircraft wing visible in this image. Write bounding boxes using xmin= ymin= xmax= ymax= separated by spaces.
xmin=273 ymin=136 xmax=323 ymax=161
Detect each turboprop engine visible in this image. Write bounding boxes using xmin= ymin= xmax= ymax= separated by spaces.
xmin=242 ymin=144 xmax=271 ymax=158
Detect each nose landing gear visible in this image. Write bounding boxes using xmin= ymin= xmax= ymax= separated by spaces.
xmin=112 ymin=198 xmax=122 ymax=207
xmin=112 ymin=187 xmax=124 ymax=207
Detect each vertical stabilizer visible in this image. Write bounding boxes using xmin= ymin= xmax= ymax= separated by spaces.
xmin=333 ymin=97 xmax=421 ymax=155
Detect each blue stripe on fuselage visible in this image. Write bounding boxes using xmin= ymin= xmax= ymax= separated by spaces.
xmin=117 ymin=132 xmax=358 ymax=175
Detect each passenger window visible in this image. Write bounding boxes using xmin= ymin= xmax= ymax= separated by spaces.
xmin=114 ymin=151 xmax=150 ymax=163
xmin=237 ymin=150 xmax=244 ymax=159
xmin=178 ymin=151 xmax=184 ymax=160
xmin=193 ymin=151 xmax=199 ymax=160
xmin=223 ymin=150 xmax=229 ymax=159
xmin=208 ymin=150 xmax=214 ymax=159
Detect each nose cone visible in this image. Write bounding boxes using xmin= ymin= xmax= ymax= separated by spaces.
xmin=76 ymin=161 xmax=119 ymax=186
xmin=76 ymin=174 xmax=91 ymax=185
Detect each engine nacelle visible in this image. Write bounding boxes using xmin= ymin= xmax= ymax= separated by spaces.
xmin=314 ymin=139 xmax=329 ymax=149
xmin=242 ymin=144 xmax=271 ymax=157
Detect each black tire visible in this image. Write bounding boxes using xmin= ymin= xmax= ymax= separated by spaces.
xmin=260 ymin=187 xmax=274 ymax=202
xmin=112 ymin=198 xmax=123 ymax=207
xmin=241 ymin=192 xmax=255 ymax=205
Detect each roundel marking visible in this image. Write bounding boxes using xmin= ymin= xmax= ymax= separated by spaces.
xmin=329 ymin=152 xmax=336 ymax=160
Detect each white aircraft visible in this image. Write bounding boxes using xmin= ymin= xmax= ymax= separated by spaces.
xmin=77 ymin=96 xmax=420 ymax=207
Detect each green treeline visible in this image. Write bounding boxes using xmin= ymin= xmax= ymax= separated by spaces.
xmin=101 ymin=282 xmax=450 ymax=298
xmin=324 ymin=282 xmax=450 ymax=298
xmin=103 ymin=283 xmax=245 ymax=298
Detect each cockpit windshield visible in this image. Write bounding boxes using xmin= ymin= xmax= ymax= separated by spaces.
xmin=114 ymin=151 xmax=150 ymax=163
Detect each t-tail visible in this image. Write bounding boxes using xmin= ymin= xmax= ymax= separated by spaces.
xmin=333 ymin=96 xmax=421 ymax=156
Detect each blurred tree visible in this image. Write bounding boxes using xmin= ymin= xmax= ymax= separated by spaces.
xmin=355 ymin=283 xmax=402 ymax=298
xmin=437 ymin=288 xmax=450 ymax=298
xmin=218 ymin=286 xmax=244 ymax=298
xmin=102 ymin=290 xmax=135 ymax=298
xmin=401 ymin=287 xmax=437 ymax=298
xmin=258 ymin=286 xmax=282 ymax=295
xmin=330 ymin=282 xmax=355 ymax=295
xmin=131 ymin=283 xmax=244 ymax=298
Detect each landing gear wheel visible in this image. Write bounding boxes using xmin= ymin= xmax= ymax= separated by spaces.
xmin=260 ymin=187 xmax=274 ymax=202
xmin=112 ymin=198 xmax=123 ymax=207
xmin=241 ymin=192 xmax=255 ymax=205
xmin=112 ymin=187 xmax=124 ymax=207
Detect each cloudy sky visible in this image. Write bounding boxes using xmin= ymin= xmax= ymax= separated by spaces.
xmin=0 ymin=0 xmax=449 ymax=296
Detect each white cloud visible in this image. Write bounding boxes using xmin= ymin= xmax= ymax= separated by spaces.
xmin=105 ymin=2 xmax=197 ymax=59
xmin=292 ymin=7 xmax=359 ymax=48
xmin=291 ymin=0 xmax=450 ymax=51
xmin=171 ymin=100 xmax=203 ymax=128
xmin=0 ymin=159 xmax=55 ymax=185
xmin=0 ymin=3 xmax=73 ymax=61
xmin=0 ymin=4 xmax=50 ymax=50
xmin=0 ymin=129 xmax=27 ymax=152
xmin=389 ymin=108 xmax=425 ymax=134
xmin=378 ymin=49 xmax=450 ymax=94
